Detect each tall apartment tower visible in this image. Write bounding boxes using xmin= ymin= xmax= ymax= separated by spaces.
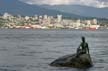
xmin=44 ymin=15 xmax=48 ymax=20
xmin=76 ymin=19 xmax=81 ymax=27
xmin=57 ymin=15 xmax=62 ymax=23
xmin=92 ymin=19 xmax=97 ymax=25
xmin=3 ymin=12 xmax=11 ymax=19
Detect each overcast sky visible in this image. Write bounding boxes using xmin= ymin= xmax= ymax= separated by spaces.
xmin=20 ymin=0 xmax=108 ymax=8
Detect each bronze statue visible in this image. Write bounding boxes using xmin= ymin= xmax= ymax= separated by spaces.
xmin=77 ymin=36 xmax=89 ymax=57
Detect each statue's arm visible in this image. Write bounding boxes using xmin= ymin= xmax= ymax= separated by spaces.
xmin=86 ymin=43 xmax=89 ymax=54
xmin=78 ymin=43 xmax=82 ymax=49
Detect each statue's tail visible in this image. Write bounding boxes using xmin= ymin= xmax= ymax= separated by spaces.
xmin=88 ymin=53 xmax=93 ymax=65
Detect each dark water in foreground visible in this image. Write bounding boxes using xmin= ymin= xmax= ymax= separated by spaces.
xmin=0 ymin=29 xmax=108 ymax=71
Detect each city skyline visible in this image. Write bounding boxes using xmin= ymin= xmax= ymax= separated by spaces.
xmin=0 ymin=12 xmax=103 ymax=29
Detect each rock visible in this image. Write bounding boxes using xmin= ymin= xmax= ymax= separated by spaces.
xmin=50 ymin=53 xmax=93 ymax=68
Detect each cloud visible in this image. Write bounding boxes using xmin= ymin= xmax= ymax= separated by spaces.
xmin=98 ymin=0 xmax=108 ymax=2
xmin=20 ymin=0 xmax=72 ymax=5
xmin=20 ymin=0 xmax=108 ymax=8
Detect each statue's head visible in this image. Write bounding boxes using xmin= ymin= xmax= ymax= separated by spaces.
xmin=81 ymin=36 xmax=85 ymax=42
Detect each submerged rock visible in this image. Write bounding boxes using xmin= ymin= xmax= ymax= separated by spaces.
xmin=50 ymin=54 xmax=93 ymax=68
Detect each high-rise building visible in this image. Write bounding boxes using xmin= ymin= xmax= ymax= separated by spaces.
xmin=3 ymin=12 xmax=11 ymax=19
xmin=76 ymin=19 xmax=81 ymax=27
xmin=86 ymin=20 xmax=91 ymax=27
xmin=47 ymin=16 xmax=51 ymax=25
xmin=92 ymin=19 xmax=97 ymax=25
xmin=44 ymin=15 xmax=48 ymax=20
xmin=25 ymin=16 xmax=30 ymax=20
xmin=34 ymin=15 xmax=38 ymax=20
xmin=57 ymin=15 xmax=62 ymax=23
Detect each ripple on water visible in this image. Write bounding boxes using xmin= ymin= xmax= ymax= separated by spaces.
xmin=0 ymin=64 xmax=27 ymax=71
xmin=0 ymin=48 xmax=8 ymax=51
xmin=15 ymin=51 xmax=43 ymax=56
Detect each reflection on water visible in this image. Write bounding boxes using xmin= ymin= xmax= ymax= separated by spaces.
xmin=0 ymin=29 xmax=108 ymax=71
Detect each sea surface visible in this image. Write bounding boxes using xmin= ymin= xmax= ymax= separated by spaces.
xmin=0 ymin=29 xmax=108 ymax=71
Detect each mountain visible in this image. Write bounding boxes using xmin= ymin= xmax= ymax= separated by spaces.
xmin=1 ymin=0 xmax=107 ymax=18
xmin=42 ymin=5 xmax=108 ymax=18
xmin=0 ymin=0 xmax=82 ymax=18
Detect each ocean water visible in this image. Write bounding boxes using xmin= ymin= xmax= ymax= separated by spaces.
xmin=0 ymin=29 xmax=108 ymax=71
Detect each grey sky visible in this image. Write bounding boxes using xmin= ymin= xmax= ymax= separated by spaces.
xmin=20 ymin=0 xmax=108 ymax=8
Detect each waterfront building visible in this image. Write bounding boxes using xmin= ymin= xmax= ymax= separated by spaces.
xmin=76 ymin=19 xmax=81 ymax=28
xmin=92 ymin=19 xmax=97 ymax=25
xmin=39 ymin=16 xmax=43 ymax=19
xmin=47 ymin=16 xmax=51 ymax=25
xmin=86 ymin=20 xmax=91 ymax=27
xmin=25 ymin=16 xmax=30 ymax=20
xmin=89 ymin=25 xmax=100 ymax=29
